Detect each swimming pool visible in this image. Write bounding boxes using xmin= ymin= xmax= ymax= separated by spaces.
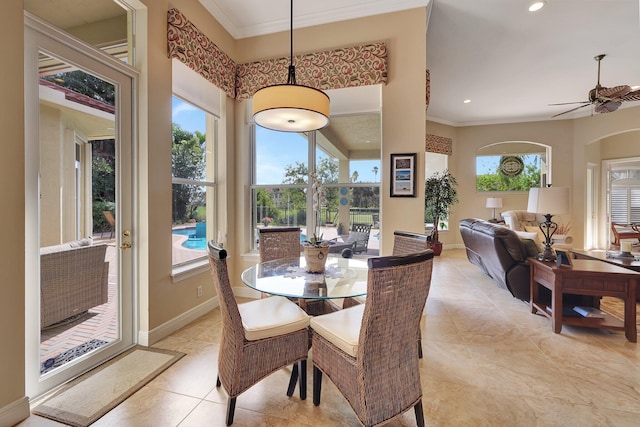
xmin=172 ymin=227 xmax=206 ymax=250
xmin=173 ymin=227 xmax=308 ymax=251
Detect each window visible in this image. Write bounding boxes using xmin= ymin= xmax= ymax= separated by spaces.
xmin=475 ymin=142 xmax=549 ymax=192
xmin=251 ymin=121 xmax=381 ymax=255
xmin=171 ymin=97 xmax=216 ymax=268
xmin=609 ymin=168 xmax=640 ymax=224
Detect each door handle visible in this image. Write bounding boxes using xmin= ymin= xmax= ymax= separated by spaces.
xmin=120 ymin=230 xmax=132 ymax=249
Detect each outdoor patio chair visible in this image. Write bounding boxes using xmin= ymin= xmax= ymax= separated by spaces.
xmin=310 ymin=250 xmax=435 ymax=427
xmin=207 ymin=242 xmax=311 ymax=426
xmin=189 ymin=222 xmax=206 ymax=239
xmin=102 ymin=210 xmax=115 ymax=238
xmin=350 ymin=223 xmax=372 ymax=254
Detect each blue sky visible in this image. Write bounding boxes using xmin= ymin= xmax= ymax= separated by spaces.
xmin=173 ymin=96 xmax=380 ymax=185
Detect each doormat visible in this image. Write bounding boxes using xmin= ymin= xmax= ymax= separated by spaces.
xmin=33 ymin=345 xmax=185 ymax=426
xmin=41 ymin=339 xmax=109 ymax=374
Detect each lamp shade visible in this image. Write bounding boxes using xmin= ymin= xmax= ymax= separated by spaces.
xmin=485 ymin=197 xmax=503 ymax=209
xmin=252 ymin=84 xmax=330 ymax=132
xmin=527 ymin=187 xmax=570 ymax=215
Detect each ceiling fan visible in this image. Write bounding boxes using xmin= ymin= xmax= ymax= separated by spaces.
xmin=550 ymin=54 xmax=640 ymax=118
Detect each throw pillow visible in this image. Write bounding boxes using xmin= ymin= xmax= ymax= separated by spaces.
xmin=521 ymin=239 xmax=540 ymax=258
xmin=524 ymin=225 xmax=545 ymax=244
xmin=514 ymin=230 xmax=544 ymax=253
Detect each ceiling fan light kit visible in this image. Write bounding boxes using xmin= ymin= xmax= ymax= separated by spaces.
xmin=550 ymin=54 xmax=640 ymax=118
xmin=252 ymin=0 xmax=330 ymax=132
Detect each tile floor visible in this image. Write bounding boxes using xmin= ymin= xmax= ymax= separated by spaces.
xmin=19 ymin=249 xmax=640 ymax=426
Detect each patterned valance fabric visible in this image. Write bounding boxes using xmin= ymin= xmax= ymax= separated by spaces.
xmin=167 ymin=8 xmax=237 ymax=98
xmin=236 ymin=43 xmax=388 ymax=101
xmin=425 ymin=134 xmax=453 ymax=155
xmin=426 ymin=69 xmax=430 ymax=109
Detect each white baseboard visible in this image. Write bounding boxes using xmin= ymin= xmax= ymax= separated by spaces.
xmin=0 ymin=396 xmax=30 ymax=427
xmin=138 ymin=297 xmax=219 ymax=346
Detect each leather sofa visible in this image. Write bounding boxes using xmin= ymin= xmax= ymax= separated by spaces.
xmin=460 ymin=218 xmax=594 ymax=307
xmin=459 ymin=218 xmax=531 ymax=301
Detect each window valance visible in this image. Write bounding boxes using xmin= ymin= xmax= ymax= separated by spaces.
xmin=426 ymin=69 xmax=430 ymax=108
xmin=426 ymin=134 xmax=453 ymax=155
xmin=168 ymin=8 xmax=237 ymax=99
xmin=168 ymin=9 xmax=387 ymax=101
xmin=235 ymin=43 xmax=388 ymax=101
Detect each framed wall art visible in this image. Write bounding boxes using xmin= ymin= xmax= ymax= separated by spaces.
xmin=390 ymin=153 xmax=417 ymax=197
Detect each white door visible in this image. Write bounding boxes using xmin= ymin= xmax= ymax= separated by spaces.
xmin=25 ymin=15 xmax=135 ymax=397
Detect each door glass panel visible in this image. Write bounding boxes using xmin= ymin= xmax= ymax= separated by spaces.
xmin=38 ymin=52 xmax=119 ymax=375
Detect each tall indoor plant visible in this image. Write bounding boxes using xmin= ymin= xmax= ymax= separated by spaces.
xmin=424 ymin=170 xmax=458 ymax=255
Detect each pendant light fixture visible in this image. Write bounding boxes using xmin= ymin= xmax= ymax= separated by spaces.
xmin=252 ymin=0 xmax=330 ymax=132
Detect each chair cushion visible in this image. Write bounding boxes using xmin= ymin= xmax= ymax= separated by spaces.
xmin=310 ymin=304 xmax=365 ymax=357
xmin=239 ymin=296 xmax=310 ymax=341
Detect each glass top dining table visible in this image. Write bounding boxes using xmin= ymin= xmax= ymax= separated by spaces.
xmin=241 ymin=255 xmax=369 ymax=300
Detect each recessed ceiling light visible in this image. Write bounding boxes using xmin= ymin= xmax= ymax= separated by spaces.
xmin=528 ymin=1 xmax=546 ymax=12
xmin=463 ymin=99 xmax=471 ymax=104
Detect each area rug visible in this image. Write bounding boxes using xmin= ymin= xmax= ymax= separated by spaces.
xmin=33 ymin=345 xmax=185 ymax=426
xmin=600 ymin=296 xmax=640 ymax=326
xmin=41 ymin=339 xmax=109 ymax=374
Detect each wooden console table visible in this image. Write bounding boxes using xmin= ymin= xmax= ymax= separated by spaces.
xmin=529 ymin=258 xmax=639 ymax=342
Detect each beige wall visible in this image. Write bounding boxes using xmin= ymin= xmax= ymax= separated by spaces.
xmin=1 ymin=0 xmax=26 ymax=422
xmin=137 ymin=0 xmax=238 ymax=334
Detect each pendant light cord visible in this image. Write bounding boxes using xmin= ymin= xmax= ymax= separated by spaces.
xmin=287 ymin=0 xmax=297 ymax=85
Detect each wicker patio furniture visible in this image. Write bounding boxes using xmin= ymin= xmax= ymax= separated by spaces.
xmin=40 ymin=239 xmax=109 ymax=328
xmin=310 ymin=250 xmax=435 ymax=427
xmin=207 ymin=242 xmax=311 ymax=426
xmin=258 ymin=226 xmax=302 ymax=262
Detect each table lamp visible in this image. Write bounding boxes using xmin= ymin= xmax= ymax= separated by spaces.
xmin=527 ymin=186 xmax=570 ymax=261
xmin=486 ymin=197 xmax=503 ymax=220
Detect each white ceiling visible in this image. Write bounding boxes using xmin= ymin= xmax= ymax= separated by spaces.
xmin=200 ymin=0 xmax=640 ymax=126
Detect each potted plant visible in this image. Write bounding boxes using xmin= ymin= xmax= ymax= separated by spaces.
xmin=424 ymin=170 xmax=459 ymax=255
xmin=336 ymin=222 xmax=344 ymax=235
xmin=304 ymin=173 xmax=329 ymax=272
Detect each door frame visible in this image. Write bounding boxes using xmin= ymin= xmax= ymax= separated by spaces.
xmin=24 ymin=12 xmax=138 ymax=398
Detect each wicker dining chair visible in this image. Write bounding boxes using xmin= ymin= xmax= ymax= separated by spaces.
xmin=392 ymin=230 xmax=431 ymax=358
xmin=207 ymin=242 xmax=311 ymax=426
xmin=258 ymin=226 xmax=302 ymax=262
xmin=310 ymin=250 xmax=435 ymax=427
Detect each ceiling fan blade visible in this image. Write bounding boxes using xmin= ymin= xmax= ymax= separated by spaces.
xmin=548 ymin=101 xmax=590 ymax=106
xmin=598 ymin=85 xmax=631 ymax=99
xmin=595 ymin=101 xmax=621 ymax=114
xmin=551 ymin=103 xmax=591 ymax=118
xmin=620 ymin=89 xmax=640 ymax=102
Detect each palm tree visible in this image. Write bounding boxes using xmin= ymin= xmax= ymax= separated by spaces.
xmin=351 ymin=171 xmax=359 ymax=183
xmin=372 ymin=166 xmax=378 ymax=182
